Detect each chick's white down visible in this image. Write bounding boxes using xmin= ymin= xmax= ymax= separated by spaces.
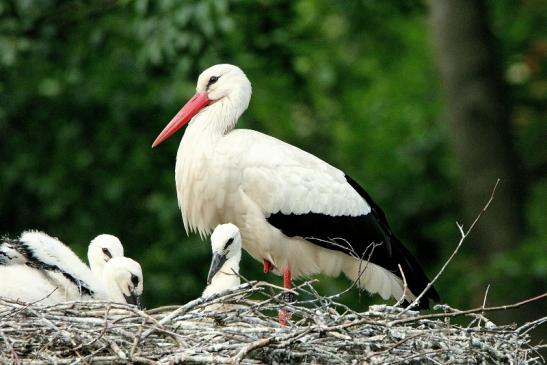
xmin=202 ymin=223 xmax=242 ymax=297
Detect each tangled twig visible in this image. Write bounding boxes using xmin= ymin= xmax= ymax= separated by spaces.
xmin=0 ymin=281 xmax=544 ymax=364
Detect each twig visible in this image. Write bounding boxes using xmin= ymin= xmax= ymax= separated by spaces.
xmin=393 ymin=264 xmax=409 ymax=308
xmin=479 ymin=284 xmax=492 ymax=327
xmin=231 ymin=337 xmax=273 ymax=364
xmin=403 ymin=179 xmax=500 ymax=312
xmin=0 ymin=330 xmax=20 ymax=365
xmin=392 ymin=291 xmax=547 ymax=325
xmin=0 ymin=287 xmax=59 ymax=319
xmin=130 ymin=317 xmax=147 ymax=357
xmin=364 ymin=332 xmax=424 ymax=362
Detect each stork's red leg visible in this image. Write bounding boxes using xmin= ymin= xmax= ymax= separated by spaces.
xmin=283 ymin=266 xmax=292 ymax=289
xmin=263 ymin=259 xmax=272 ymax=273
xmin=278 ymin=266 xmax=293 ymax=326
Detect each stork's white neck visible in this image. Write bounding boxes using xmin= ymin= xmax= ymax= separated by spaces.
xmin=89 ymin=259 xmax=104 ymax=279
xmin=102 ymin=273 xmax=125 ymax=303
xmin=187 ymin=96 xmax=245 ymax=139
xmin=175 ymin=93 xmax=249 ymax=237
xmin=202 ymin=253 xmax=241 ymax=297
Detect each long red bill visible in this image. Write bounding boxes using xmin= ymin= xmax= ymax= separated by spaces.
xmin=152 ymin=92 xmax=209 ymax=148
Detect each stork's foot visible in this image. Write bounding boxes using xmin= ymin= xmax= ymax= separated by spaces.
xmin=282 ymin=291 xmax=295 ymax=303
xmin=278 ymin=308 xmax=292 ymax=326
xmin=263 ymin=259 xmax=273 ymax=273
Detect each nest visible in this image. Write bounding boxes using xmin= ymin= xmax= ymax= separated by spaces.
xmin=0 ymin=281 xmax=545 ymax=365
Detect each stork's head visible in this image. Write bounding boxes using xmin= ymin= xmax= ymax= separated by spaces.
xmin=207 ymin=223 xmax=242 ymax=284
xmin=88 ymin=234 xmax=124 ymax=277
xmin=103 ymin=256 xmax=144 ymax=308
xmin=152 ymin=64 xmax=252 ymax=147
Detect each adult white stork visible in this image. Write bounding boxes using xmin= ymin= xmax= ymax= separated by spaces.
xmin=152 ymin=64 xmax=440 ymax=315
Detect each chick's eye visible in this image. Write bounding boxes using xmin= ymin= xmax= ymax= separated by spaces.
xmin=102 ymin=248 xmax=112 ymax=259
xmin=224 ymin=237 xmax=234 ymax=249
xmin=131 ymin=274 xmax=139 ymax=286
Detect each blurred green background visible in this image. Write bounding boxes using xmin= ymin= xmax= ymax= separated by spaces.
xmin=0 ymin=0 xmax=545 ymax=330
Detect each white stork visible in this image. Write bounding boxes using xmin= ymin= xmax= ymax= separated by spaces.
xmin=87 ymin=234 xmax=124 ymax=278
xmin=101 ymin=256 xmax=144 ymax=307
xmin=202 ymin=223 xmax=242 ymax=297
xmin=0 ymin=231 xmax=142 ymax=307
xmin=1 ymin=231 xmax=124 ymax=288
xmin=152 ymin=64 xmax=440 ymax=316
xmin=0 ymin=231 xmax=105 ymax=299
xmin=0 ymin=257 xmax=143 ymax=306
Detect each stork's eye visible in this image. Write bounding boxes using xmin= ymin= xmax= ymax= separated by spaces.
xmin=102 ymin=248 xmax=112 ymax=259
xmin=207 ymin=75 xmax=219 ymax=87
xmin=131 ymin=274 xmax=139 ymax=286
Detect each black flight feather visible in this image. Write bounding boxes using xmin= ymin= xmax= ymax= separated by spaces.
xmin=0 ymin=236 xmax=94 ymax=297
xmin=266 ymin=174 xmax=440 ymax=309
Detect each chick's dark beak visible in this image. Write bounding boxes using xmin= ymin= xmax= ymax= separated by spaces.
xmin=207 ymin=253 xmax=227 ymax=284
xmin=124 ymin=290 xmax=143 ymax=309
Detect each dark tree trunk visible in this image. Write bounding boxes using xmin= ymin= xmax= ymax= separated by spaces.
xmin=429 ymin=0 xmax=524 ymax=259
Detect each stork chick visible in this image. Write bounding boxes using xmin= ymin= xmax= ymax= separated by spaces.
xmin=0 ymin=265 xmax=84 ymax=305
xmin=87 ymin=234 xmax=124 ymax=278
xmin=0 ymin=231 xmax=142 ymax=306
xmin=102 ymin=257 xmax=144 ymax=308
xmin=202 ymin=223 xmax=242 ymax=297
xmin=0 ymin=231 xmax=103 ymax=298
xmin=1 ymin=231 xmax=125 ymax=294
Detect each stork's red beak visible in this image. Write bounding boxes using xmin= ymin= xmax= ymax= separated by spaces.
xmin=152 ymin=92 xmax=210 ymax=148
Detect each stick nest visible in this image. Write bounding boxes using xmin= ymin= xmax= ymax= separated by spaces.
xmin=0 ymin=281 xmax=544 ymax=364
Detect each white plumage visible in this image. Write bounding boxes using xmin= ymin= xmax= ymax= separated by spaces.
xmin=1 ymin=231 xmax=103 ymax=298
xmin=0 ymin=265 xmax=89 ymax=305
xmin=101 ymin=256 xmax=143 ymax=306
xmin=0 ymin=231 xmax=142 ymax=306
xmin=88 ymin=234 xmax=124 ymax=278
xmin=153 ymin=64 xmax=439 ymax=309
xmin=202 ymin=223 xmax=242 ymax=297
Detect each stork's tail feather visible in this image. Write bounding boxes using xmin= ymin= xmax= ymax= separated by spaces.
xmin=390 ymin=235 xmax=440 ymax=310
xmin=343 ymin=236 xmax=440 ymax=310
xmin=344 ymin=257 xmax=411 ymax=302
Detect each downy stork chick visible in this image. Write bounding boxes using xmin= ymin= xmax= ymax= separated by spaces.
xmin=0 ymin=231 xmax=103 ymax=298
xmin=87 ymin=234 xmax=124 ymax=278
xmin=202 ymin=223 xmax=242 ymax=297
xmin=1 ymin=231 xmax=125 ymax=295
xmin=0 ymin=265 xmax=88 ymax=305
xmin=102 ymin=257 xmax=144 ymax=308
xmin=0 ymin=257 xmax=144 ymax=306
xmin=0 ymin=232 xmax=141 ymax=306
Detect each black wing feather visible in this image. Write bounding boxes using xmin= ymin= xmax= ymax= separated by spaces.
xmin=0 ymin=236 xmax=94 ymax=297
xmin=267 ymin=174 xmax=440 ymax=309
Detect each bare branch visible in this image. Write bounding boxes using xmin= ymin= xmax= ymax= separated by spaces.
xmin=403 ymin=179 xmax=500 ymax=312
xmin=393 ymin=264 xmax=409 ymax=308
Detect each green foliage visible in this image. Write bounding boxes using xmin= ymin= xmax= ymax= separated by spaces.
xmin=0 ymin=0 xmax=544 ymax=314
